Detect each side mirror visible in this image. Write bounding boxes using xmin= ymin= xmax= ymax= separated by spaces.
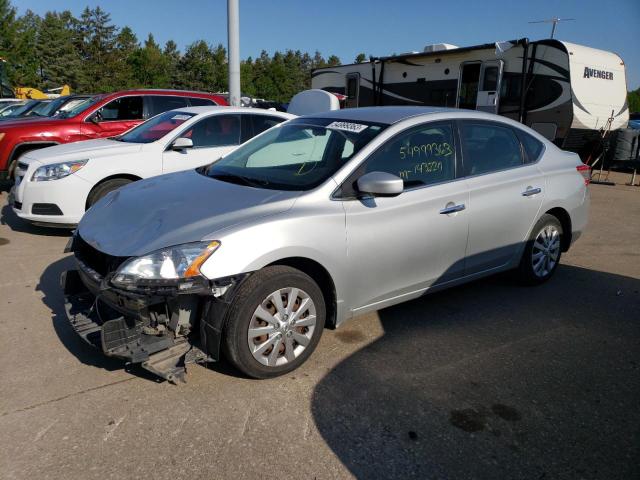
xmin=356 ymin=171 xmax=404 ymax=197
xmin=88 ymin=110 xmax=103 ymax=124
xmin=171 ymin=137 xmax=193 ymax=150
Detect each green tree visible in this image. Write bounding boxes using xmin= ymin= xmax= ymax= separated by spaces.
xmin=129 ymin=33 xmax=169 ymax=88
xmin=78 ymin=6 xmax=117 ymax=91
xmin=163 ymin=40 xmax=181 ymax=88
xmin=112 ymin=26 xmax=138 ymax=89
xmin=178 ymin=40 xmax=216 ymax=91
xmin=628 ymin=89 xmax=640 ymax=114
xmin=0 ymin=0 xmax=18 ymax=91
xmin=11 ymin=9 xmax=41 ymax=87
xmin=327 ymin=55 xmax=341 ymax=67
xmin=36 ymin=11 xmax=83 ymax=90
xmin=355 ymin=53 xmax=366 ymax=63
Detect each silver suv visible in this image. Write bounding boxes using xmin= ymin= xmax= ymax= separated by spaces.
xmin=63 ymin=107 xmax=589 ymax=381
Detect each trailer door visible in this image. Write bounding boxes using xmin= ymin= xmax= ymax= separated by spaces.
xmin=345 ymin=73 xmax=360 ymax=108
xmin=476 ymin=60 xmax=503 ymax=113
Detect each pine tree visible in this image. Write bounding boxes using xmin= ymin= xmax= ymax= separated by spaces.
xmin=129 ymin=33 xmax=169 ymax=88
xmin=36 ymin=11 xmax=83 ymax=90
xmin=163 ymin=40 xmax=181 ymax=89
xmin=78 ymin=6 xmax=117 ymax=91
xmin=179 ymin=40 xmax=216 ymax=92
xmin=113 ymin=26 xmax=139 ymax=89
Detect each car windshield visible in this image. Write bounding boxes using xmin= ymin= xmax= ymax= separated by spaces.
xmin=5 ymin=100 xmax=39 ymax=117
xmin=28 ymin=101 xmax=53 ymax=116
xmin=33 ymin=96 xmax=76 ymax=117
xmin=205 ymin=117 xmax=386 ymax=191
xmin=117 ymin=110 xmax=196 ymax=144
xmin=0 ymin=103 xmax=26 ymax=117
xmin=57 ymin=95 xmax=103 ymax=118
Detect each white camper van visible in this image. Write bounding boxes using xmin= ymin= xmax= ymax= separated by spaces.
xmin=312 ymin=38 xmax=629 ymax=157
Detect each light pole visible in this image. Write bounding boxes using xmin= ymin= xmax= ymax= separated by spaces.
xmin=227 ymin=0 xmax=241 ymax=106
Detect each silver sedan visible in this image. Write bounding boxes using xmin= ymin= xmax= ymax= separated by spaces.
xmin=65 ymin=107 xmax=590 ymax=381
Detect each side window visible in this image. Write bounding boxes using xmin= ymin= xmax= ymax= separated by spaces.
xmin=98 ymin=96 xmax=143 ymax=121
xmin=181 ymin=114 xmax=241 ymax=148
xmin=251 ymin=115 xmax=286 ymax=137
xmin=149 ymin=96 xmax=188 ymax=116
xmin=460 ymin=122 xmax=523 ymax=176
xmin=516 ymin=129 xmax=544 ymax=163
xmin=188 ymin=97 xmax=216 ymax=106
xmin=362 ymin=122 xmax=456 ymax=188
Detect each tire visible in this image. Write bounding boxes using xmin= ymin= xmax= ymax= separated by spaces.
xmin=223 ymin=265 xmax=326 ymax=379
xmin=516 ymin=214 xmax=563 ymax=285
xmin=86 ymin=178 xmax=133 ymax=208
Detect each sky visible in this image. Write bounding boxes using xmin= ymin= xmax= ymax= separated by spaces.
xmin=17 ymin=0 xmax=640 ymax=90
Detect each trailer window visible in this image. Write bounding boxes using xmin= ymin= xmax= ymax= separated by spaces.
xmin=482 ymin=67 xmax=499 ymax=91
xmin=525 ymin=76 xmax=563 ymax=111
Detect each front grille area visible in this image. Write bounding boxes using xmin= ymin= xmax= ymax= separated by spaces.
xmin=17 ymin=161 xmax=29 ymax=171
xmin=13 ymin=201 xmax=22 ymax=210
xmin=74 ymin=234 xmax=129 ymax=278
xmin=32 ymin=203 xmax=63 ymax=215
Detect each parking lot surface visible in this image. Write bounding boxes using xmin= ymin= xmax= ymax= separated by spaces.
xmin=1 ymin=175 xmax=638 ymax=480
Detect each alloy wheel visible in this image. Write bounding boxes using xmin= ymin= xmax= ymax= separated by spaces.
xmin=247 ymin=287 xmax=317 ymax=367
xmin=531 ymin=224 xmax=561 ymax=278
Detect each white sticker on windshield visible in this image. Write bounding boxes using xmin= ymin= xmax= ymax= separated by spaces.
xmin=327 ymin=121 xmax=368 ymax=133
xmin=171 ymin=114 xmax=191 ymax=121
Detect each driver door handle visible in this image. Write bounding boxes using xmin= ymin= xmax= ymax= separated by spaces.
xmin=522 ymin=187 xmax=542 ymax=197
xmin=439 ymin=203 xmax=466 ymax=214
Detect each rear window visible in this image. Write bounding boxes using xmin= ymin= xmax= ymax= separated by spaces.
xmin=516 ymin=129 xmax=545 ymax=163
xmin=189 ymin=97 xmax=216 ymax=106
xmin=149 ymin=96 xmax=189 ymax=116
xmin=461 ymin=122 xmax=523 ymax=176
xmin=99 ymin=96 xmax=143 ymax=121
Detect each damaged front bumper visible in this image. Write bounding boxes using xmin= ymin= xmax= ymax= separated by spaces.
xmin=61 ymin=253 xmax=245 ymax=383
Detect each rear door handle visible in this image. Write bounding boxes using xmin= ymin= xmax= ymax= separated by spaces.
xmin=439 ymin=203 xmax=466 ymax=214
xmin=522 ymin=187 xmax=542 ymax=197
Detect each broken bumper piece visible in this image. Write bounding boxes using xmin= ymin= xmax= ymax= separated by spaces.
xmin=61 ymin=269 xmax=208 ymax=383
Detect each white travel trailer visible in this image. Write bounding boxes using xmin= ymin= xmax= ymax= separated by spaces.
xmin=312 ymin=38 xmax=629 ymax=157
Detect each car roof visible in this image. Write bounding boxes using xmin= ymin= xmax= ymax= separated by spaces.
xmin=301 ymin=106 xmax=516 ymax=125
xmin=301 ymin=106 xmax=458 ymax=125
xmin=174 ymin=106 xmax=294 ymax=117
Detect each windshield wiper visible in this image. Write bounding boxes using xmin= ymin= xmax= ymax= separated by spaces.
xmin=210 ymin=172 xmax=263 ymax=188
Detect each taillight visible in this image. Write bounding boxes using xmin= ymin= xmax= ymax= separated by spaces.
xmin=576 ymin=164 xmax=590 ymax=185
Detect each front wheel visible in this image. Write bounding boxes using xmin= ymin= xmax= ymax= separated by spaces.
xmin=516 ymin=214 xmax=563 ymax=285
xmin=223 ymin=266 xmax=326 ymax=378
xmin=86 ymin=178 xmax=133 ymax=209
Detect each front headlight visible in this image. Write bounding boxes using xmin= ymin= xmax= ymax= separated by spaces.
xmin=111 ymin=241 xmax=220 ymax=288
xmin=32 ymin=159 xmax=88 ymax=182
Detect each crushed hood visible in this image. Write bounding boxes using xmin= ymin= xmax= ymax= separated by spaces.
xmin=21 ymin=139 xmax=143 ymax=166
xmin=77 ymin=169 xmax=301 ymax=257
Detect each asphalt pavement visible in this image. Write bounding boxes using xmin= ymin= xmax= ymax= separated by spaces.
xmin=0 ymin=174 xmax=638 ymax=480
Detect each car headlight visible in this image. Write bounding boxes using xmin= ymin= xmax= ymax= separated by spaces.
xmin=111 ymin=241 xmax=220 ymax=288
xmin=32 ymin=159 xmax=88 ymax=181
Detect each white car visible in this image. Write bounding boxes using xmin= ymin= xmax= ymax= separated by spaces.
xmin=12 ymin=106 xmax=294 ymax=226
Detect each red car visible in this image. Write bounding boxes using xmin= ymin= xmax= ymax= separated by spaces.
xmin=0 ymin=89 xmax=227 ymax=179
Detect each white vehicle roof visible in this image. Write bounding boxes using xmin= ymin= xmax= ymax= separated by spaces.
xmin=169 ymin=105 xmax=294 ymax=117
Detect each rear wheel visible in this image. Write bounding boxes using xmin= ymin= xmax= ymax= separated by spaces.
xmin=223 ymin=266 xmax=325 ymax=378
xmin=516 ymin=214 xmax=563 ymax=285
xmin=86 ymin=178 xmax=133 ymax=208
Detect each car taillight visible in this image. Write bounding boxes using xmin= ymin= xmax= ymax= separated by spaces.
xmin=576 ymin=164 xmax=590 ymax=185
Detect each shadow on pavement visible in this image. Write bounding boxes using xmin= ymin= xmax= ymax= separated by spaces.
xmin=37 ymin=255 xmax=129 ymax=373
xmin=1 ymin=202 xmax=73 ymax=237
xmin=311 ymin=265 xmax=640 ymax=479
xmin=37 ymin=255 xmax=236 ymax=382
